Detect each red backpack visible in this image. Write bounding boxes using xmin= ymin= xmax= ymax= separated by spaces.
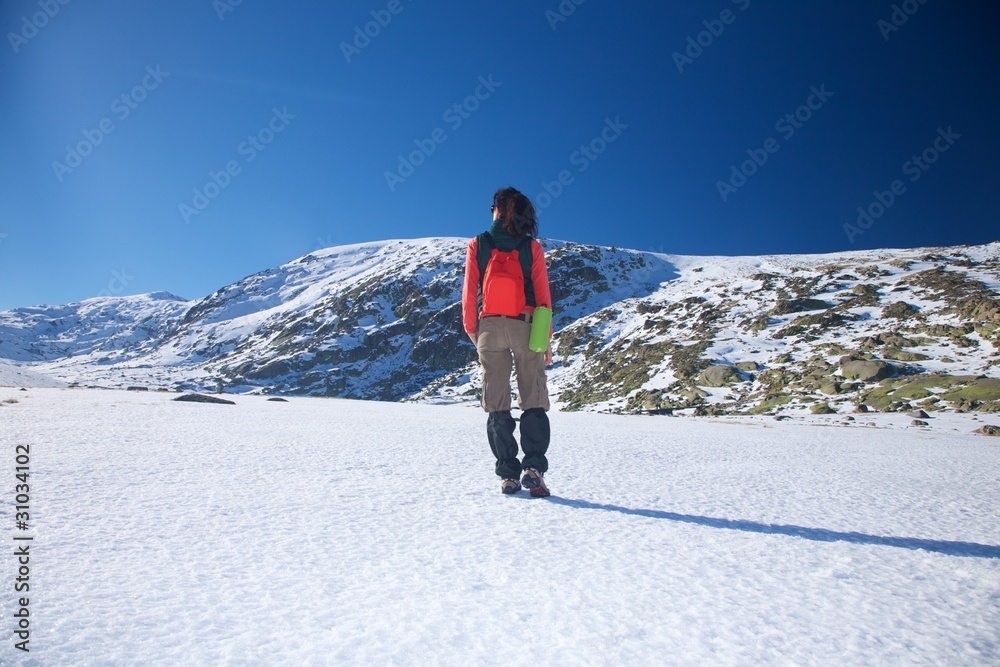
xmin=479 ymin=235 xmax=531 ymax=317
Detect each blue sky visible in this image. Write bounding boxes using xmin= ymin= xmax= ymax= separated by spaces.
xmin=1 ymin=0 xmax=997 ymax=310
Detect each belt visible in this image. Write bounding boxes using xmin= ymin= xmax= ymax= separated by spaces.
xmin=482 ymin=313 xmax=533 ymax=323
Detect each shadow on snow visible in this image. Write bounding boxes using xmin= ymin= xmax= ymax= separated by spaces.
xmin=548 ymin=497 xmax=1000 ymax=559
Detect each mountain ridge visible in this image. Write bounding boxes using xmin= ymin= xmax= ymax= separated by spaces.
xmin=2 ymin=237 xmax=998 ymax=416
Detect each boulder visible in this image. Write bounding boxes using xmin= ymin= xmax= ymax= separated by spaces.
xmin=173 ymin=393 xmax=236 ymax=405
xmin=811 ymin=403 xmax=836 ymax=415
xmin=735 ymin=361 xmax=759 ymax=373
xmin=882 ymin=302 xmax=920 ymax=319
xmin=975 ymin=425 xmax=1000 ymax=437
xmin=697 ymin=365 xmax=740 ymax=387
xmin=912 ymin=420 xmax=929 ymax=427
xmin=769 ymin=298 xmax=833 ymax=316
xmin=882 ymin=348 xmax=930 ymax=362
xmin=908 ymin=409 xmax=930 ymax=419
xmin=841 ymin=360 xmax=896 ymax=382
xmin=681 ymin=387 xmax=710 ymax=402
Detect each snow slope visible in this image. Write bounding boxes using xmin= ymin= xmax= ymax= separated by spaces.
xmin=0 ymin=362 xmax=65 ymax=388
xmin=1 ymin=239 xmax=998 ymax=417
xmin=2 ymin=388 xmax=998 ymax=665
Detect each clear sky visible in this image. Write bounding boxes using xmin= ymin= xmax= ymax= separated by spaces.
xmin=1 ymin=0 xmax=997 ymax=310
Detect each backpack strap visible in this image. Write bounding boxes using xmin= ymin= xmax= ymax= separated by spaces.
xmin=516 ymin=237 xmax=536 ymax=308
xmin=475 ymin=232 xmax=494 ymax=284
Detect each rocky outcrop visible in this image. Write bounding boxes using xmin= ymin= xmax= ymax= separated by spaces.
xmin=841 ymin=360 xmax=896 ymax=382
xmin=3 ymin=239 xmax=999 ymax=416
xmin=697 ymin=365 xmax=740 ymax=387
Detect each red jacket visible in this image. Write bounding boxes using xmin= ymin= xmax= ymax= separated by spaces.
xmin=462 ymin=236 xmax=552 ymax=335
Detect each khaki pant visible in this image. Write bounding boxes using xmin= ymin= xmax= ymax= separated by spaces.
xmin=477 ymin=315 xmax=550 ymax=413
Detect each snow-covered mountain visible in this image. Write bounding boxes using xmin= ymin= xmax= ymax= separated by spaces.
xmin=2 ymin=238 xmax=999 ymax=415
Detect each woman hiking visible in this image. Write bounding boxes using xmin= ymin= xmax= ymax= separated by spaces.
xmin=462 ymin=186 xmax=553 ymax=497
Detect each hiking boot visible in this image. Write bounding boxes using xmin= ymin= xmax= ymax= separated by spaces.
xmin=501 ymin=478 xmax=521 ymax=495
xmin=521 ymin=468 xmax=550 ymax=498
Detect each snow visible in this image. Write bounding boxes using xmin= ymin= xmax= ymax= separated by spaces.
xmin=0 ymin=361 xmax=66 ymax=388
xmin=2 ymin=387 xmax=998 ymax=665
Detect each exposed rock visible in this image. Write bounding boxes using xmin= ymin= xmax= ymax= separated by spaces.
xmin=912 ymin=420 xmax=929 ymax=427
xmin=975 ymin=425 xmax=1000 ymax=437
xmin=126 ymin=386 xmax=148 ymax=392
xmin=697 ymin=365 xmax=740 ymax=387
xmin=841 ymin=360 xmax=896 ymax=382
xmin=5 ymin=237 xmax=1000 ymax=418
xmin=776 ymin=311 xmax=857 ymax=339
xmin=173 ymin=393 xmax=236 ymax=405
xmin=908 ymin=409 xmax=930 ymax=419
xmin=882 ymin=302 xmax=920 ymax=319
xmin=811 ymin=403 xmax=836 ymax=415
xmin=680 ymin=387 xmax=710 ymax=402
xmin=959 ymin=299 xmax=1000 ymax=324
xmin=750 ymin=395 xmax=793 ymax=415
xmin=882 ymin=348 xmax=930 ymax=362
xmin=769 ymin=298 xmax=833 ymax=316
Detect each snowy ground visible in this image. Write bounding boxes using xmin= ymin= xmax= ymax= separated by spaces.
xmin=0 ymin=362 xmax=65 ymax=389
xmin=1 ymin=388 xmax=998 ymax=665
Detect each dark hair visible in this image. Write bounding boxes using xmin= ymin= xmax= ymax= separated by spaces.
xmin=493 ymin=187 xmax=538 ymax=239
